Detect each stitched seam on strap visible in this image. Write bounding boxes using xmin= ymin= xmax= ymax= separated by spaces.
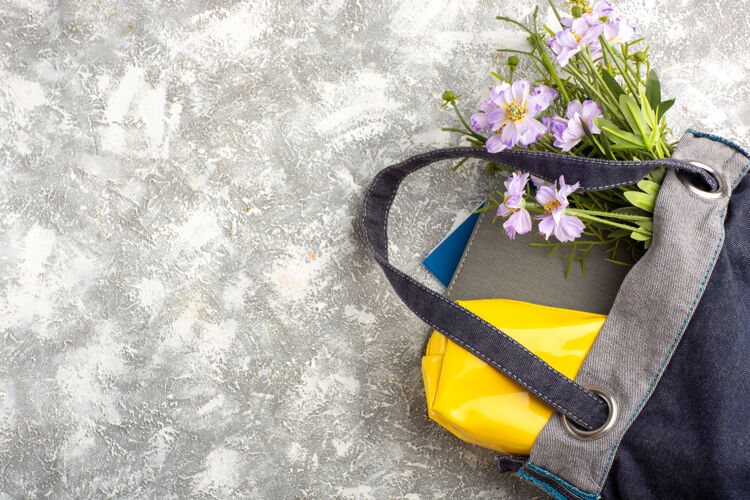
xmin=527 ymin=463 xmax=600 ymax=500
xmin=384 ymin=262 xmax=600 ymax=428
xmin=596 ymin=207 xmax=727 ymax=488
xmin=379 ymin=166 xmax=597 ymax=415
xmin=362 ymin=147 xmax=700 ymax=190
xmin=361 ymin=156 xmax=605 ymax=429
xmin=519 ymin=469 xmax=574 ymax=500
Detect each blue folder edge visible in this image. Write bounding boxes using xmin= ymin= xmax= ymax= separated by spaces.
xmin=423 ymin=202 xmax=485 ymax=288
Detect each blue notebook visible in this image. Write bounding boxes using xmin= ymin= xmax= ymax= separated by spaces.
xmin=422 ymin=203 xmax=484 ymax=287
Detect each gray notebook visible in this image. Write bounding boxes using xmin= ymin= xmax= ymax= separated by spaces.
xmin=447 ymin=190 xmax=631 ymax=315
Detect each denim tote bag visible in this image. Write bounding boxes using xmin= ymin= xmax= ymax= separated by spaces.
xmin=359 ymin=129 xmax=750 ymax=499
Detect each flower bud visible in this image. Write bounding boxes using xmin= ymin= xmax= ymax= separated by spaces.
xmin=634 ymin=51 xmax=647 ymax=63
xmin=441 ymin=90 xmax=456 ymax=102
xmin=571 ymin=5 xmax=582 ymax=17
xmin=507 ymin=55 xmax=520 ymax=67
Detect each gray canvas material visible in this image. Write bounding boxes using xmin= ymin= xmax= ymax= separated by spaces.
xmin=448 ymin=186 xmax=631 ymax=314
xmin=358 ymin=147 xmax=710 ymax=429
xmin=527 ymin=132 xmax=750 ymax=495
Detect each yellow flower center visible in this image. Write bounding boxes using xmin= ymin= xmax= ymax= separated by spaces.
xmin=572 ymin=31 xmax=584 ymax=43
xmin=583 ymin=6 xmax=593 ymax=13
xmin=504 ymin=196 xmax=520 ymax=213
xmin=544 ymin=198 xmax=562 ymax=214
xmin=506 ymin=102 xmax=525 ymax=121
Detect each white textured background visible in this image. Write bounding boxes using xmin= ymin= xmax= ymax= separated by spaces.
xmin=0 ymin=0 xmax=748 ymax=497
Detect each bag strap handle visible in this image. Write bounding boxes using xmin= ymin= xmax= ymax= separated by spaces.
xmin=360 ymin=146 xmax=710 ymax=430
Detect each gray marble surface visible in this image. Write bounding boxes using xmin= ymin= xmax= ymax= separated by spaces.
xmin=0 ymin=0 xmax=747 ymax=498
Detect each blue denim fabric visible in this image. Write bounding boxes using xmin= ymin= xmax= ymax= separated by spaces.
xmin=598 ymin=168 xmax=750 ymax=499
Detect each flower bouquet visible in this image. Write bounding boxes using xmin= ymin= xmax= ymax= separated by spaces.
xmin=442 ymin=0 xmax=676 ymax=276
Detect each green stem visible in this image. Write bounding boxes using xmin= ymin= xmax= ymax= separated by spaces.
xmin=566 ymin=209 xmax=649 ymax=235
xmin=496 ymin=16 xmax=534 ymax=35
xmin=450 ymin=102 xmax=485 ymax=141
xmin=567 ymin=208 xmax=651 ymax=221
xmin=600 ymin=36 xmax=639 ymax=99
xmin=496 ymin=48 xmax=544 ymax=66
xmin=535 ymin=40 xmax=571 ymax=104
xmin=546 ymin=0 xmax=563 ymax=23
xmin=530 ymin=238 xmax=616 ymax=248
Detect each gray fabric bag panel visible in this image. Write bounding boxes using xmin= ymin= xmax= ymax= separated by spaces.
xmin=528 ymin=132 xmax=749 ymax=494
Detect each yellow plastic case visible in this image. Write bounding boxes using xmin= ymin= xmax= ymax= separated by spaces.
xmin=422 ymin=299 xmax=606 ymax=454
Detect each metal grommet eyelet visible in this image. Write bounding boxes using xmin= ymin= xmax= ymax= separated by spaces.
xmin=561 ymin=386 xmax=618 ymax=441
xmin=676 ymin=161 xmax=728 ymax=199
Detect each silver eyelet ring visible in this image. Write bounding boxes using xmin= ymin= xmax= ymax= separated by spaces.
xmin=561 ymin=386 xmax=618 ymax=441
xmin=676 ymin=161 xmax=728 ymax=199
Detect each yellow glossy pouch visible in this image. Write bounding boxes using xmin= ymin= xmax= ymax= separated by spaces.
xmin=422 ymin=299 xmax=606 ymax=454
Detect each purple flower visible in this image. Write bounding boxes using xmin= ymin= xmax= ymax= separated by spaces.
xmin=561 ymin=1 xmax=613 ymax=28
xmin=470 ymin=82 xmax=510 ymax=132
xmin=552 ymin=100 xmax=603 ymax=152
xmin=542 ymin=114 xmax=568 ymax=137
xmin=483 ymin=81 xmax=550 ymax=153
xmin=530 ymin=85 xmax=559 ymax=114
xmin=550 ymin=19 xmax=605 ymax=66
xmin=535 ymin=176 xmax=585 ymax=242
xmin=497 ymin=172 xmax=532 ymax=239
xmin=603 ymin=17 xmax=636 ymax=45
xmin=585 ymin=0 xmax=614 ymax=20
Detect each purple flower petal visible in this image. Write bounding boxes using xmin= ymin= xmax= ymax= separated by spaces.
xmin=529 ymin=85 xmax=559 ymax=115
xmin=537 ymin=215 xmax=556 ymax=240
xmin=490 ymin=81 xmax=511 ymax=100
xmin=550 ymin=30 xmax=582 ymax=66
xmin=543 ymin=115 xmax=568 ymax=138
xmin=497 ymin=204 xmax=512 ymax=216
xmin=498 ymin=120 xmax=523 ymax=149
xmin=591 ymin=0 xmax=614 ymax=18
xmin=535 ymin=185 xmax=557 ymax=205
xmin=534 ymin=176 xmax=583 ymax=242
xmin=519 ymin=117 xmax=548 ymax=146
xmin=557 ymin=175 xmax=580 ymax=199
xmin=511 ymin=80 xmax=531 ymax=105
xmin=554 ymin=214 xmax=586 ymax=242
xmin=488 ymin=108 xmax=509 ymax=131
xmin=470 ymin=98 xmax=500 ymax=132
xmin=556 ymin=100 xmax=603 ymax=151
xmin=504 ymin=171 xmax=529 ymax=199
xmin=504 ymin=209 xmax=533 ymax=239
xmin=486 ymin=133 xmax=509 ymax=153
xmin=530 ymin=175 xmax=550 ymax=190
xmin=603 ymin=17 xmax=636 ymax=45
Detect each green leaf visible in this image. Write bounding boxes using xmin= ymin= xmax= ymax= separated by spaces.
xmin=623 ymin=190 xmax=656 ymax=212
xmin=451 ymin=157 xmax=469 ymax=172
xmin=648 ymin=166 xmax=667 ymax=184
xmin=657 ymin=98 xmax=675 ymax=122
xmin=636 ymin=220 xmax=653 ymax=231
xmin=595 ymin=118 xmax=646 ymax=148
xmin=613 ymin=206 xmax=649 ymax=216
xmin=645 ymin=69 xmax=661 ymax=111
xmin=607 ymin=228 xmax=631 ymax=238
xmin=618 ymin=95 xmax=653 ymax=147
xmin=630 ymin=230 xmax=651 ymax=241
xmin=637 ymin=179 xmax=661 ymax=196
xmin=601 ymin=69 xmax=626 ymax=98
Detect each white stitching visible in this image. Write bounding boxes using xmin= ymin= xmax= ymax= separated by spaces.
xmin=383 ymin=259 xmax=600 ymax=428
xmin=360 ymin=152 xmax=609 ymax=428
